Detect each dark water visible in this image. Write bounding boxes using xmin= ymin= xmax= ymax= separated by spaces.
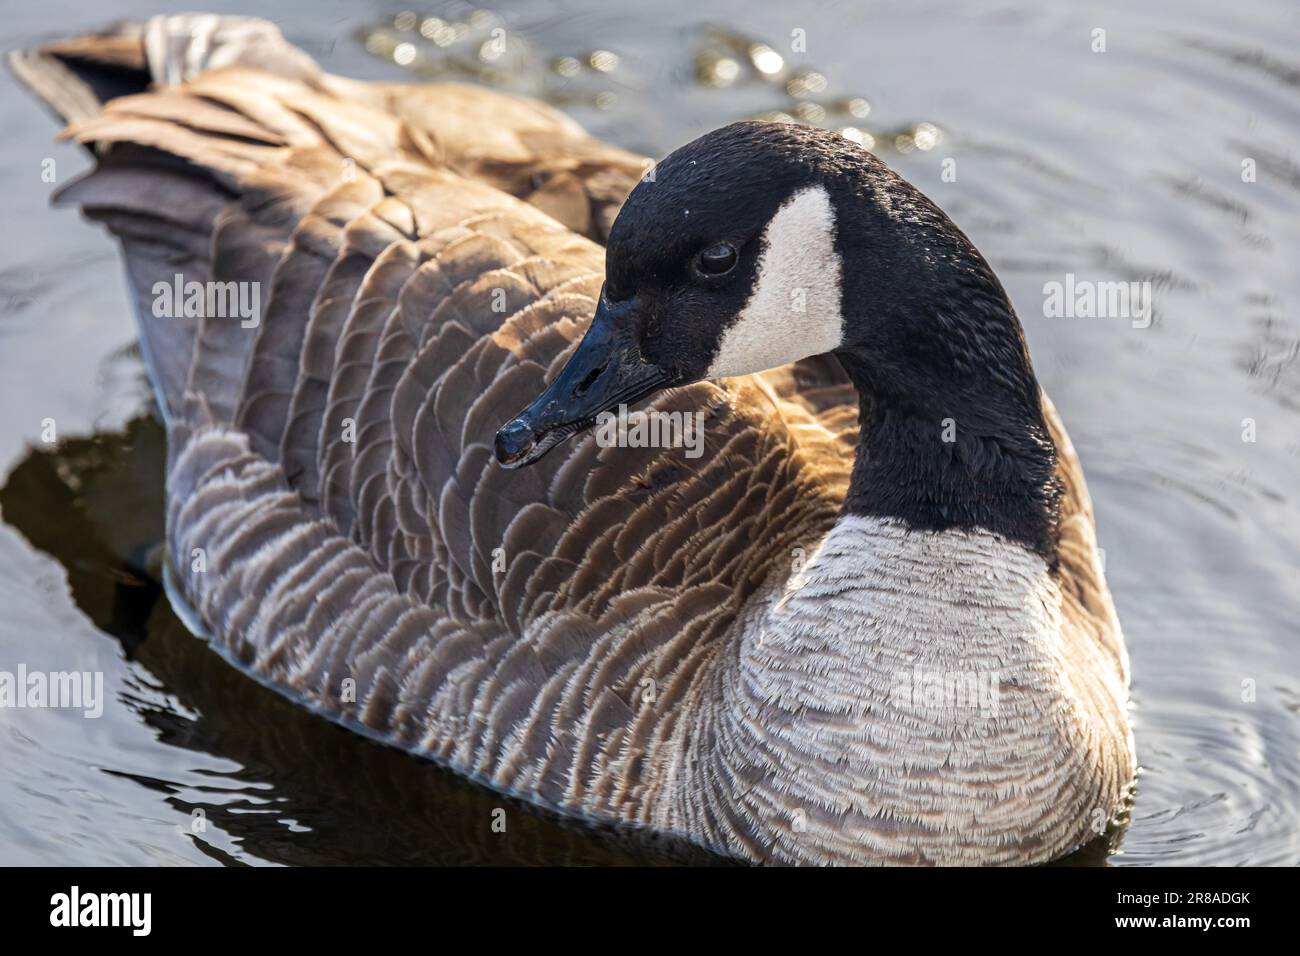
xmin=1 ymin=0 xmax=1298 ymax=865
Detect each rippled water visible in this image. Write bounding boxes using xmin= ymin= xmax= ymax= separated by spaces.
xmin=1 ymin=0 xmax=1297 ymax=865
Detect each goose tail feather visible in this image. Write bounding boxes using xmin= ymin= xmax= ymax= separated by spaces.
xmin=8 ymin=14 xmax=317 ymax=123
xmin=8 ymin=15 xmax=323 ymax=424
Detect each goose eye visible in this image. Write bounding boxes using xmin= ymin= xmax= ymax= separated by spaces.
xmin=696 ymin=242 xmax=738 ymax=277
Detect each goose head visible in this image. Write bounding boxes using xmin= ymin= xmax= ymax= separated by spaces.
xmin=495 ymin=121 xmax=1056 ymax=554
xmin=495 ymin=120 xmax=849 ymax=468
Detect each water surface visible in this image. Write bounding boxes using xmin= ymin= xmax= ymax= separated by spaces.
xmin=1 ymin=0 xmax=1298 ymax=865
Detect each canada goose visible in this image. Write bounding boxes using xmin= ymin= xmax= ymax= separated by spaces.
xmin=12 ymin=14 xmax=1134 ymax=865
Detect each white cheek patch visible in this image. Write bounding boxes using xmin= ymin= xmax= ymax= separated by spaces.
xmin=706 ymin=185 xmax=845 ymax=379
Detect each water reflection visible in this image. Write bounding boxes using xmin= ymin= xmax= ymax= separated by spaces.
xmin=3 ymin=0 xmax=1299 ymax=867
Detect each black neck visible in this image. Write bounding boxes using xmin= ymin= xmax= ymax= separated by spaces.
xmin=816 ymin=152 xmax=1063 ymax=562
xmin=834 ymin=344 xmax=1061 ymax=562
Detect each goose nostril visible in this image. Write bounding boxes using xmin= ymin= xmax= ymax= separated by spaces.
xmin=574 ymin=362 xmax=607 ymax=396
xmin=495 ymin=419 xmax=536 ymax=466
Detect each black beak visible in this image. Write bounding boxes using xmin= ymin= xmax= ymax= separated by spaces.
xmin=495 ymin=297 xmax=674 ymax=469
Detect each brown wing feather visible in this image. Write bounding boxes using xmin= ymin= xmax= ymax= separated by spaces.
xmin=1041 ymin=391 xmax=1127 ymax=678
